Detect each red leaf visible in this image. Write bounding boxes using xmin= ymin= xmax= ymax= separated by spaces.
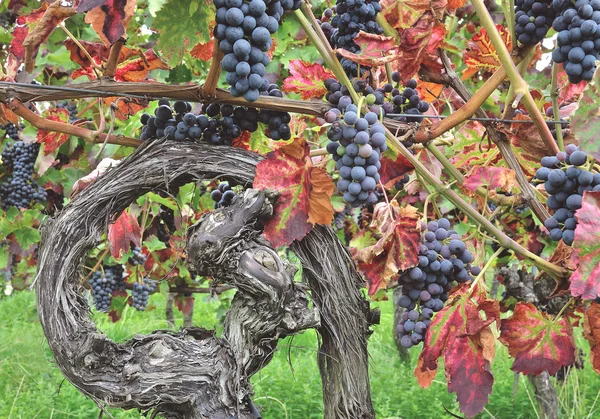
xmin=463 ymin=25 xmax=512 ymax=79
xmin=108 ymin=210 xmax=142 ymax=258
xmin=77 ymin=0 xmax=109 ymax=12
xmin=381 ymin=0 xmax=445 ymax=30
xmin=174 ymin=294 xmax=195 ymax=316
xmin=107 ymin=289 xmax=129 ymax=322
xmin=583 ymin=302 xmax=600 ymax=375
xmin=379 ymin=148 xmax=414 ymax=188
xmin=463 ymin=166 xmax=516 ymax=195
xmin=37 ymin=108 xmax=71 ymax=154
xmin=417 ymin=284 xmax=498 ymax=417
xmin=499 ymin=302 xmax=576 ymax=376
xmin=254 ymin=138 xmax=335 ymax=247
xmin=103 ymin=96 xmax=148 ymax=120
xmin=445 ymin=334 xmax=494 ymax=418
xmin=115 ymin=49 xmax=170 ymax=81
xmin=190 ymin=39 xmax=215 ymax=61
xmin=282 ymin=60 xmax=335 ymax=100
xmin=64 ymin=39 xmax=110 ymax=67
xmin=335 ymin=32 xmax=400 ymax=67
xmin=84 ymin=0 xmax=136 ymax=45
xmin=570 ymin=191 xmax=600 ymax=299
xmin=351 ymin=202 xmax=421 ymax=294
xmin=396 ymin=17 xmax=446 ymax=82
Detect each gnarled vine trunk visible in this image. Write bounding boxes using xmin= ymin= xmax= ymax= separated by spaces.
xmin=34 ymin=139 xmax=375 ymax=418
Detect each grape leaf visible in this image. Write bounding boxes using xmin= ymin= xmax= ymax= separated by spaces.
xmin=174 ymin=294 xmax=195 ymax=316
xmin=108 ymin=289 xmax=130 ymax=322
xmin=570 ymin=191 xmax=600 ymax=299
xmin=152 ymin=0 xmax=213 ymax=67
xmin=282 ymin=60 xmax=335 ymax=100
xmin=108 ymin=210 xmax=142 ymax=258
xmin=499 ymin=302 xmax=576 ymax=375
xmin=115 ymin=49 xmax=170 ymax=81
xmin=462 ymin=166 xmax=516 ymax=195
xmin=379 ymin=148 xmax=414 ymax=188
xmin=572 ymin=68 xmax=600 ymax=162
xmin=37 ymin=108 xmax=71 ymax=155
xmin=77 ymin=0 xmax=109 ymax=12
xmin=381 ymin=0 xmax=445 ymax=30
xmin=254 ymin=137 xmax=334 ymax=247
xmin=64 ymin=39 xmax=137 ymax=68
xmin=583 ymin=302 xmax=600 ymax=375
xmin=190 ymin=38 xmax=215 ymax=61
xmin=351 ymin=202 xmax=420 ymax=294
xmin=463 ymin=24 xmax=512 ymax=79
xmin=12 ymin=3 xmax=75 ymax=64
xmin=335 ymin=32 xmax=400 ymax=67
xmin=416 ymin=284 xmax=499 ymax=417
xmin=84 ymin=0 xmax=136 ymax=45
xmin=395 ymin=16 xmax=446 ymax=82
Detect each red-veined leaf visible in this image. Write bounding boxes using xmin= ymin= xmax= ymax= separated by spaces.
xmin=379 ymin=148 xmax=414 ymax=188
xmin=463 ymin=24 xmax=512 ymax=79
xmin=84 ymin=0 xmax=136 ymax=45
xmin=570 ymin=191 xmax=600 ymax=299
xmin=108 ymin=210 xmax=142 ymax=258
xmin=583 ymin=302 xmax=600 ymax=375
xmin=463 ymin=166 xmax=516 ymax=195
xmin=351 ymin=202 xmax=420 ymax=294
xmin=254 ymin=137 xmax=335 ymax=247
xmin=335 ymin=32 xmax=400 ymax=67
xmin=174 ymin=294 xmax=195 ymax=316
xmin=396 ymin=16 xmax=446 ymax=82
xmin=36 ymin=108 xmax=71 ymax=155
xmin=499 ymin=302 xmax=576 ymax=375
xmin=282 ymin=60 xmax=336 ymax=100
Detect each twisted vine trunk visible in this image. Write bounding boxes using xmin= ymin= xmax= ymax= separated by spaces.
xmin=34 ymin=139 xmax=375 ymax=418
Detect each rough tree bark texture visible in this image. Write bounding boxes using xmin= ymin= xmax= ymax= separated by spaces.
xmin=292 ymin=226 xmax=377 ymax=419
xmin=34 ymin=139 xmax=375 ymax=418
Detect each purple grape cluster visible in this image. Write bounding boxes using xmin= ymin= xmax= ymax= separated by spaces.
xmin=210 ymin=181 xmax=238 ymax=208
xmin=395 ymin=218 xmax=481 ymax=348
xmin=88 ymin=265 xmax=125 ymax=312
xmin=0 ymin=141 xmax=47 ymax=209
xmin=326 ymin=0 xmax=384 ymax=77
xmin=130 ymin=246 xmax=147 ymax=266
xmin=140 ymin=98 xmax=291 ymax=144
xmin=1 ymin=122 xmax=20 ymax=140
xmin=57 ymin=101 xmax=79 ymax=124
xmin=325 ymin=103 xmax=386 ymax=206
xmin=551 ymin=0 xmax=600 ymax=83
xmin=515 ymin=0 xmax=557 ymax=45
xmin=534 ymin=144 xmax=600 ymax=245
xmin=131 ymin=278 xmax=156 ymax=311
xmin=214 ymin=0 xmax=301 ymax=101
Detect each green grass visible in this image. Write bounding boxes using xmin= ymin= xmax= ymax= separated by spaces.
xmin=0 ymin=291 xmax=599 ymax=418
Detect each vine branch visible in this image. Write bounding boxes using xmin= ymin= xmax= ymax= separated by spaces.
xmin=104 ymin=37 xmax=126 ymax=79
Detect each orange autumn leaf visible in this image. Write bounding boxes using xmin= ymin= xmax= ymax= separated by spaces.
xmin=463 ymin=24 xmax=512 ymax=79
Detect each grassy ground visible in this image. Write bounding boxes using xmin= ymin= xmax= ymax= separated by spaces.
xmin=0 ymin=291 xmax=599 ymax=419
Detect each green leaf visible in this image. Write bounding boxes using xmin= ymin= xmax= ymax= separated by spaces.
xmin=572 ymin=71 xmax=600 ymax=162
xmin=12 ymin=227 xmax=41 ymax=248
xmin=152 ymin=0 xmax=213 ymax=67
xmin=0 ymin=245 xmax=8 ymax=270
xmin=189 ymin=0 xmax=200 ymax=15
xmin=145 ymin=236 xmax=168 ymax=252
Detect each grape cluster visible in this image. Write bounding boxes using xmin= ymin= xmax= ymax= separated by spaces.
xmin=394 ymin=173 xmax=410 ymax=191
xmin=515 ymin=0 xmax=557 ymax=45
xmin=211 ymin=181 xmax=238 ymax=208
xmin=551 ymin=0 xmax=600 ymax=83
xmin=326 ymin=104 xmax=385 ymax=206
xmin=1 ymin=122 xmax=20 ymax=140
xmin=131 ymin=278 xmax=156 ymax=311
xmin=534 ymin=144 xmax=600 ymax=245
xmin=88 ymin=265 xmax=125 ymax=312
xmin=327 ymin=0 xmax=383 ymax=77
xmin=130 ymin=246 xmax=147 ymax=266
xmin=57 ymin=101 xmax=79 ymax=124
xmin=0 ymin=11 xmax=16 ymax=29
xmin=140 ymin=99 xmax=291 ymax=144
xmin=396 ymin=218 xmax=481 ymax=348
xmin=214 ymin=0 xmax=300 ymax=101
xmin=0 ymin=141 xmax=47 ymax=209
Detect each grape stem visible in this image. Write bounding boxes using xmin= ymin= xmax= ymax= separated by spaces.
xmin=469 ymin=0 xmax=558 ymax=154
xmin=550 ymin=60 xmax=565 ymax=152
xmin=385 ymin=127 xmax=567 ymax=279
xmin=58 ymin=22 xmax=101 ymax=77
xmin=203 ymin=40 xmax=224 ymax=97
xmin=469 ymin=246 xmax=505 ymax=292
xmin=104 ymin=37 xmax=126 ymax=79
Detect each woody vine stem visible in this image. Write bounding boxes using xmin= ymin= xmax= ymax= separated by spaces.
xmin=0 ymin=6 xmax=567 ymax=279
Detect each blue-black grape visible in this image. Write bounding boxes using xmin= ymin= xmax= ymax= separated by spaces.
xmin=88 ymin=265 xmax=125 ymax=312
xmin=514 ymin=0 xmax=557 ymax=45
xmin=131 ymin=278 xmax=156 ymax=311
xmin=395 ymin=218 xmax=480 ymax=348
xmin=0 ymin=140 xmax=47 ymax=209
xmin=533 ymin=145 xmax=600 ymax=245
